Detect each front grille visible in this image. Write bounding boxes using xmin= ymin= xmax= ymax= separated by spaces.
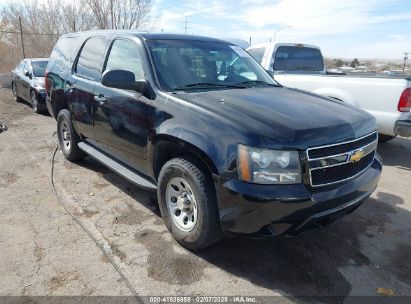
xmin=307 ymin=132 xmax=377 ymax=187
xmin=311 ymin=151 xmax=375 ymax=186
xmin=308 ymin=132 xmax=377 ymax=159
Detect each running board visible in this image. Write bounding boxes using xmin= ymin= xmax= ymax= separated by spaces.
xmin=78 ymin=142 xmax=157 ymax=190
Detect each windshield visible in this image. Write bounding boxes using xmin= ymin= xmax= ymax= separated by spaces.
xmin=273 ymin=46 xmax=324 ymax=72
xmin=147 ymin=39 xmax=278 ymax=91
xmin=32 ymin=60 xmax=48 ymax=77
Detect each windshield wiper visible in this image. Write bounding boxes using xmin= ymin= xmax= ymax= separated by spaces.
xmin=173 ymin=82 xmax=246 ymax=90
xmin=236 ymin=80 xmax=281 ymax=87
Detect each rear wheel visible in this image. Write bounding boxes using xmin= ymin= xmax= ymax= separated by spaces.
xmin=57 ymin=109 xmax=87 ymax=161
xmin=378 ymin=134 xmax=396 ymax=143
xmin=157 ymin=156 xmax=222 ymax=250
xmin=12 ymin=83 xmax=21 ymax=102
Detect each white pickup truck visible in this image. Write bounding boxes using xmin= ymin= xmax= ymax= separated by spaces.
xmin=246 ymin=43 xmax=411 ymax=142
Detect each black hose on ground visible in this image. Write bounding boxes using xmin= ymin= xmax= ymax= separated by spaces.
xmin=50 ymin=138 xmax=143 ymax=303
xmin=0 ymin=123 xmax=7 ymax=133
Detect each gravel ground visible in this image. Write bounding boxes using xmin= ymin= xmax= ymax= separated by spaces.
xmin=0 ymin=87 xmax=410 ymax=302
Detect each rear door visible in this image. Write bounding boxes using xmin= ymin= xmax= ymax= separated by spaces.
xmin=66 ymin=36 xmax=108 ymax=139
xmin=93 ymin=38 xmax=149 ymax=172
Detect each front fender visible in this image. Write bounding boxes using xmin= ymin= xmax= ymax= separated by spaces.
xmin=152 ymin=121 xmax=237 ymax=177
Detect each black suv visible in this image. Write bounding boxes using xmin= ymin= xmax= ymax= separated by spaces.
xmin=46 ymin=31 xmax=382 ymax=249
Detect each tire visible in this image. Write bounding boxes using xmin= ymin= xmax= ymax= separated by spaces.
xmin=378 ymin=134 xmax=396 ymax=143
xmin=157 ymin=156 xmax=222 ymax=250
xmin=57 ymin=109 xmax=87 ymax=161
xmin=30 ymin=90 xmax=42 ymax=114
xmin=12 ymin=82 xmax=21 ymax=102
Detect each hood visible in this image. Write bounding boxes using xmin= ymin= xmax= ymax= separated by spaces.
xmin=34 ymin=77 xmax=45 ymax=89
xmin=174 ymin=86 xmax=376 ymax=148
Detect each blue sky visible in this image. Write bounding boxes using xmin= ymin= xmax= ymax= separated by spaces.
xmin=1 ymin=0 xmax=410 ymax=60
xmin=151 ymin=0 xmax=411 ymax=60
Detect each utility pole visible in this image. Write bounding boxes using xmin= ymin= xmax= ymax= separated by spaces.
xmin=18 ymin=17 xmax=25 ymax=59
xmin=184 ymin=16 xmax=188 ymax=34
xmin=403 ymin=52 xmax=409 ymax=74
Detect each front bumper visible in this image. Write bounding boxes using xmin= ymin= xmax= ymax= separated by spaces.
xmin=395 ymin=119 xmax=411 ymax=137
xmin=214 ymin=155 xmax=382 ymax=236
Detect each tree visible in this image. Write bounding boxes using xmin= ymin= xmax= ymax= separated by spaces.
xmin=350 ymin=58 xmax=360 ymax=68
xmin=0 ymin=0 xmax=153 ymax=73
xmin=84 ymin=0 xmax=152 ymax=30
xmin=336 ymin=59 xmax=344 ymax=67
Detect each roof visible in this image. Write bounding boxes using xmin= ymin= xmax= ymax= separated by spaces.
xmin=27 ymin=58 xmax=49 ymax=62
xmin=61 ymin=30 xmax=232 ymax=44
xmin=247 ymin=42 xmax=321 ymax=50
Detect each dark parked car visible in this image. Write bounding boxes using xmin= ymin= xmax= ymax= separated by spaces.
xmin=12 ymin=58 xmax=49 ymax=113
xmin=46 ymin=31 xmax=382 ymax=250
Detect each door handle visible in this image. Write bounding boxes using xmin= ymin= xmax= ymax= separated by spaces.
xmin=94 ymin=95 xmax=107 ymax=105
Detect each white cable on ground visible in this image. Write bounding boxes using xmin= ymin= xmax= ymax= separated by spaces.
xmin=50 ymin=141 xmax=144 ymax=304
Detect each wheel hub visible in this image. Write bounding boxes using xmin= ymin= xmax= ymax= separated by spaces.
xmin=176 ymin=192 xmax=193 ymax=212
xmin=166 ymin=177 xmax=198 ymax=232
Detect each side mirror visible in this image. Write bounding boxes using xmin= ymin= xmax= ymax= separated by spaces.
xmin=24 ymin=70 xmax=32 ymax=78
xmin=101 ymin=69 xmax=146 ymax=93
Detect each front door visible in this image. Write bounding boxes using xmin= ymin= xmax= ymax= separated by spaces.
xmin=93 ymin=38 xmax=150 ymax=173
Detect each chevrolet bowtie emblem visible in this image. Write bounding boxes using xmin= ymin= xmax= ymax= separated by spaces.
xmin=349 ymin=149 xmax=365 ymax=162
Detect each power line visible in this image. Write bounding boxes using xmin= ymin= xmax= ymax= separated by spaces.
xmin=157 ymin=0 xmax=277 ymax=32
xmin=0 ymin=30 xmax=60 ymax=36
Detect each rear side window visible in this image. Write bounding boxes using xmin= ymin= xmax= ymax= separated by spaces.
xmin=49 ymin=37 xmax=80 ymax=72
xmin=75 ymin=37 xmax=106 ymax=81
xmin=247 ymin=47 xmax=266 ymax=63
xmin=273 ymin=46 xmax=324 ymax=72
xmin=104 ymin=39 xmax=144 ymax=79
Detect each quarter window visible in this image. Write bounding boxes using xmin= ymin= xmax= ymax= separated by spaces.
xmin=50 ymin=36 xmax=80 ymax=72
xmin=104 ymin=39 xmax=144 ymax=80
xmin=75 ymin=37 xmax=106 ymax=81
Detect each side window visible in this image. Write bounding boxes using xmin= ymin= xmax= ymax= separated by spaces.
xmin=247 ymin=47 xmax=266 ymax=63
xmin=75 ymin=37 xmax=107 ymax=81
xmin=49 ymin=36 xmax=80 ymax=72
xmin=104 ymin=39 xmax=144 ymax=80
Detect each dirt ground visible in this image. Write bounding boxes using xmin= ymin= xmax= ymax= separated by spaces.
xmin=0 ymin=87 xmax=410 ymax=302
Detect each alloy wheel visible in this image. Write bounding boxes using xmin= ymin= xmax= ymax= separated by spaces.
xmin=31 ymin=91 xmax=38 ymax=112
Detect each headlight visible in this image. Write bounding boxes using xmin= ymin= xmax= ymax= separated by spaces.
xmin=237 ymin=144 xmax=302 ymax=184
xmin=34 ymin=85 xmax=45 ymax=92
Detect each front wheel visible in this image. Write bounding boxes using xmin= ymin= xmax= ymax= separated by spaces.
xmin=30 ymin=90 xmax=42 ymax=113
xmin=157 ymin=156 xmax=222 ymax=250
xmin=57 ymin=109 xmax=87 ymax=161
